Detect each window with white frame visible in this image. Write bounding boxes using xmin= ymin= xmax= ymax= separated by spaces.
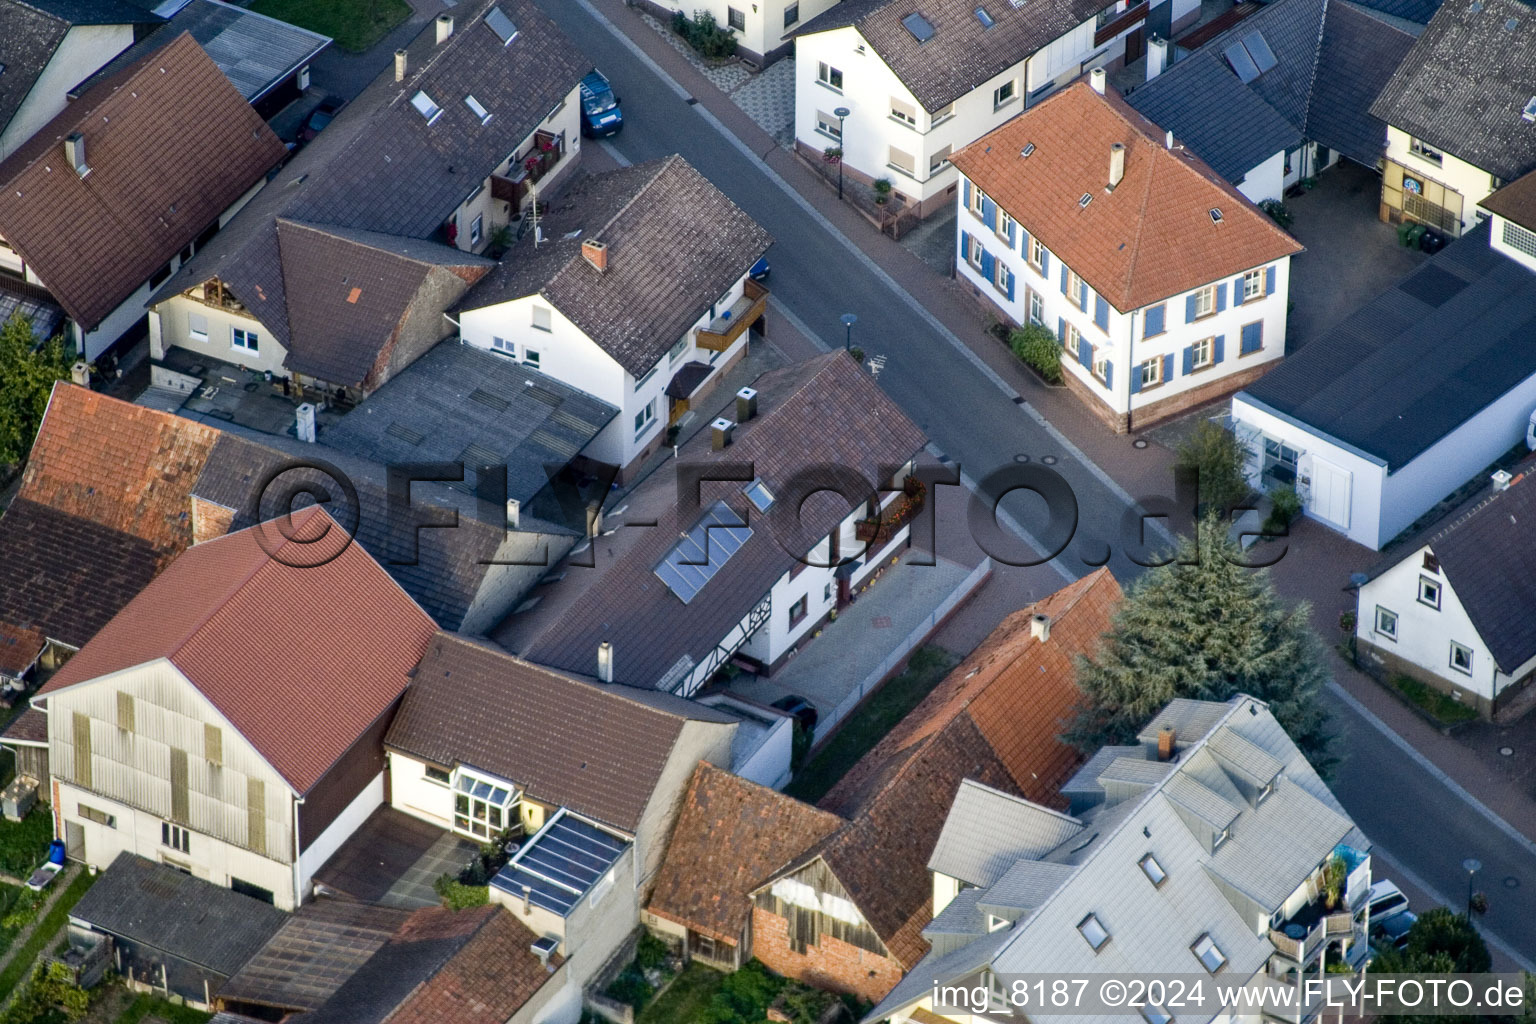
xmin=891 ymin=97 xmax=918 ymax=125
xmin=1242 ymin=268 xmax=1264 ymax=301
xmin=993 ymin=79 xmax=1017 ymax=109
xmin=1028 ymin=289 xmax=1043 ymax=325
xmin=1408 ymin=136 xmax=1443 ymax=165
xmin=465 ymin=94 xmax=492 ymax=125
xmin=424 ymin=765 xmax=451 ymax=785
xmin=1418 ymin=575 xmax=1441 ymax=609
xmin=1139 ymin=357 xmax=1162 ymax=388
xmin=1191 ymin=934 xmax=1226 ymax=973
xmin=815 ymin=110 xmax=842 ymax=139
xmin=966 ymin=234 xmax=984 ymax=269
xmin=491 ymin=336 xmax=515 ymax=355
xmin=470 ymin=214 xmax=483 ymax=247
xmin=970 ymin=185 xmax=986 ymax=217
xmin=669 ymin=335 xmax=690 ymax=364
xmin=1066 ymin=269 xmax=1085 ymax=308
xmin=634 ymin=399 xmax=656 ymax=437
xmin=231 ymin=327 xmax=258 ymax=353
xmin=1449 ymin=641 xmax=1473 ymax=675
xmin=1192 ymin=336 xmax=1214 ymax=369
xmin=453 ymin=768 xmax=518 ymax=839
xmin=997 ymin=209 xmax=1015 ymax=241
xmin=817 ymin=62 xmax=843 ymax=90
xmin=993 ymin=259 xmax=1011 ymax=294
xmin=1375 ymin=606 xmax=1398 ymax=640
xmin=162 ymin=822 xmax=190 ymax=853
xmin=1029 ymin=235 xmax=1046 ymax=270
xmin=1193 ymin=284 xmax=1217 ymax=318
xmin=986 ymin=970 xmax=1008 ymax=1010
xmin=1139 ymin=853 xmax=1166 ymax=886
xmin=1092 ymin=347 xmax=1109 ymax=382
xmin=1065 ymin=322 xmax=1081 ymax=353
xmin=531 ymin=305 xmax=552 ymax=332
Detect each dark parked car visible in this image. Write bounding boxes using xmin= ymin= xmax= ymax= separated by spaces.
xmin=579 ymin=70 xmax=623 ymax=137
xmin=749 ymin=256 xmax=770 ymax=281
xmin=771 ymin=695 xmax=818 ymax=731
xmin=300 ymin=96 xmax=345 ymax=143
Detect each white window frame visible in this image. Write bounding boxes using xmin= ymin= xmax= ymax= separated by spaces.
xmin=410 ymin=90 xmax=443 ymax=124
xmin=1192 ymin=336 xmax=1214 ymax=369
xmin=784 ymin=2 xmax=799 ymax=26
xmin=1375 ymin=605 xmax=1398 ymax=640
xmin=1078 ymin=913 xmax=1110 ymax=951
xmin=1408 ymin=136 xmax=1443 ymax=165
xmin=817 ymin=62 xmax=843 ymax=91
xmin=1028 ymin=289 xmax=1044 ymax=325
xmin=1139 ymin=357 xmax=1162 ymax=388
xmin=1029 ymin=236 xmax=1046 ymax=271
xmin=997 ymin=209 xmax=1015 ymax=242
xmin=1242 ymin=268 xmax=1264 ymax=302
xmin=992 ymin=78 xmax=1017 ymax=110
xmin=993 ymin=259 xmax=1010 ymax=294
xmin=162 ymin=822 xmax=190 ymax=853
xmin=1449 ymin=641 xmax=1473 ymax=676
xmin=966 ymin=234 xmax=984 ymax=270
xmin=1139 ymin=853 xmax=1166 ymax=886
xmin=634 ymin=399 xmax=657 ymax=437
xmin=491 ymin=335 xmax=515 ymax=356
xmin=1092 ymin=346 xmax=1109 ymax=382
xmin=890 ymin=97 xmax=918 ymax=125
xmin=931 ymin=101 xmax=956 ymax=125
xmin=1193 ymin=284 xmax=1217 ymax=318
xmin=453 ymin=767 xmax=519 ymax=840
xmin=1065 ymin=322 xmax=1081 ymax=353
xmin=522 ymin=347 xmax=541 ymax=370
xmin=465 ymin=94 xmax=492 ymax=124
xmin=969 ymin=185 xmax=986 ymax=217
xmin=187 ymin=313 xmax=208 ymax=342
xmin=669 ymin=335 xmax=690 ymax=365
xmin=635 ymin=364 xmax=659 ymax=391
xmin=1066 ymin=269 xmax=1085 ymax=309
xmin=470 ymin=214 xmax=483 ymax=247
xmin=231 ymin=326 xmax=258 ymax=353
xmin=1417 ymin=576 xmax=1441 ymax=609
xmin=815 ymin=110 xmax=843 ymax=140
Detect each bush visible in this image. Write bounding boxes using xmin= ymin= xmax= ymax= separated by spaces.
xmin=1259 ymin=198 xmax=1293 ymax=229
xmin=671 ymin=10 xmax=736 ymax=58
xmin=1 ymin=887 xmax=41 ymax=931
xmin=1175 ymin=420 xmax=1251 ymax=514
xmin=606 ymin=965 xmax=654 ymax=1010
xmin=0 ymin=809 xmax=54 ymax=875
xmin=432 ymin=874 xmax=489 ymax=911
xmin=635 ymin=931 xmax=670 ymax=973
xmin=1009 ymin=323 xmax=1062 ymax=384
xmin=1263 ymin=484 xmax=1302 ymax=534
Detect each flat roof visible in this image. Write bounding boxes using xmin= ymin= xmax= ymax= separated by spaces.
xmin=491 ymin=809 xmax=630 ymax=917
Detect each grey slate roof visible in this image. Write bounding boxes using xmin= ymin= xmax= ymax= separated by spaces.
xmin=71 ymin=0 xmax=329 ymax=102
xmin=323 ymin=340 xmax=616 ymax=506
xmin=977 ymin=859 xmax=1077 ymax=915
xmin=1060 ymin=744 xmax=1144 ymax=798
xmin=792 ymin=0 xmax=1107 ymax=111
xmin=1370 ymin=0 xmax=1536 ymax=180
xmin=72 ymin=852 xmax=286 ymax=977
xmin=461 ymin=156 xmax=773 ymax=378
xmin=1419 ymin=471 xmax=1536 ymax=672
xmin=151 ymin=0 xmax=589 ymax=362
xmin=1240 ymin=220 xmax=1536 ymax=469
xmin=1129 ymin=0 xmax=1417 ymax=180
xmin=927 ymin=779 xmax=1084 ymax=887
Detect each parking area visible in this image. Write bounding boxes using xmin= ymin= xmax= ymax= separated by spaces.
xmin=1283 ymin=161 xmax=1428 ymax=351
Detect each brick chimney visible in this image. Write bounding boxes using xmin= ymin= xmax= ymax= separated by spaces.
xmin=1157 ymin=726 xmax=1177 ymax=761
xmin=582 ymin=238 xmax=608 ymax=272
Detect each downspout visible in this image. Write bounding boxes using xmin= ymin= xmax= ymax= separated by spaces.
xmin=291 ymin=795 xmax=304 ymax=908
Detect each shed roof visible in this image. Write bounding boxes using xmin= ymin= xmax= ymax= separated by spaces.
xmin=218 ymin=901 xmax=413 ymax=1012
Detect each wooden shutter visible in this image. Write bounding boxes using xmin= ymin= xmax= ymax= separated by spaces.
xmin=1130 ymin=362 xmax=1142 ymax=394
xmin=1078 ymin=337 xmax=1091 ymax=367
xmin=72 ymin=712 xmax=92 ymax=789
xmin=1182 ymin=346 xmax=1194 ymax=375
xmin=248 ymin=778 xmax=266 ymax=856
xmin=1214 ymin=335 xmax=1225 ymax=363
xmin=1145 ymin=305 xmax=1163 ymax=337
xmin=1057 ymin=317 xmax=1066 ymax=343
xmin=1163 ymin=353 xmax=1174 ymax=381
xmin=962 ymin=178 xmax=972 ymax=212
xmin=116 ymin=692 xmax=134 ymax=733
xmin=980 ymin=248 xmax=995 ymax=282
xmin=1006 ymin=269 xmax=1016 ymax=302
xmin=1006 ymin=218 xmax=1017 ymax=249
xmin=1215 ymin=282 xmax=1227 ymax=312
xmin=1078 ymin=279 xmax=1088 ymax=309
xmin=1040 ymin=249 xmax=1049 ymax=277
xmin=170 ymin=748 xmax=189 ymax=822
xmin=1104 ymin=362 xmax=1113 ymax=389
xmin=959 ymin=231 xmax=971 ymax=268
xmin=1060 ymin=265 xmax=1069 ymax=295
xmin=1185 ymin=293 xmax=1198 ymax=322
xmin=1095 ymin=295 xmax=1109 ymax=331
xmin=1233 ymin=275 xmax=1246 ymax=305
xmin=1242 ymin=321 xmax=1263 ymax=353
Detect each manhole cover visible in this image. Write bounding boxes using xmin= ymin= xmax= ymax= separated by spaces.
xmin=1500 ymin=747 xmax=1515 ymax=756
xmin=1504 ymin=876 xmax=1520 ymax=889
xmin=1013 ymin=454 xmax=1030 ymax=463
xmin=1133 ymin=438 xmax=1149 ymax=449
xmin=1041 ymin=455 xmax=1058 ymax=465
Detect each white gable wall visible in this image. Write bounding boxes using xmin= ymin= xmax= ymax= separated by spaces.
xmin=0 ymin=24 xmax=135 ymax=159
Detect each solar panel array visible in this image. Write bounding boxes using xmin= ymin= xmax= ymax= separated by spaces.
xmin=653 ymin=501 xmax=754 ymax=604
xmin=1225 ymin=30 xmax=1278 ymax=83
xmin=491 ymin=813 xmax=630 ymax=917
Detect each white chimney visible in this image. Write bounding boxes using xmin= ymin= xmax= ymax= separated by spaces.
xmin=1030 ymin=613 xmax=1051 ymax=642
xmin=1089 ymin=67 xmax=1106 ymax=95
xmin=435 ymin=13 xmax=454 ymax=43
xmin=597 ymin=641 xmax=614 ymax=683
xmin=69 ymin=361 xmax=90 ymax=387
xmin=64 ymin=132 xmax=88 ymax=178
xmin=394 ymin=48 xmax=408 ymax=82
xmin=711 ymin=417 xmax=735 ymax=451
xmin=506 ymin=497 xmax=521 ymax=529
xmin=1146 ymin=35 xmax=1168 ymax=81
xmin=1492 ymin=469 xmax=1514 ymax=492
xmin=295 ymin=402 xmax=317 ymax=443
xmin=1109 ymin=142 xmax=1126 ymax=190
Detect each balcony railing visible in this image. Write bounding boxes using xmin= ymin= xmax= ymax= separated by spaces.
xmin=1094 ymin=1 xmax=1149 ymax=45
xmin=490 ymin=130 xmax=568 ymax=212
xmin=1269 ymin=911 xmax=1353 ymax=962
xmin=697 ymin=278 xmax=768 ymax=351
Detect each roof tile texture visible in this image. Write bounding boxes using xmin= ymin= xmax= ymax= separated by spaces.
xmin=951 ymin=82 xmax=1301 ymax=311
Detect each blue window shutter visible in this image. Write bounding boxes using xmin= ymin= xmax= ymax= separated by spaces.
xmin=1214 ymin=334 xmax=1225 ymax=363
xmin=1242 ymin=321 xmax=1263 ymax=353
xmin=1104 ymin=361 xmax=1113 ymax=390
xmin=1057 ymin=317 xmax=1066 ymax=343
xmin=959 ymin=231 xmax=971 ymax=269
xmin=983 ymin=198 xmax=997 ymax=231
xmin=1182 ymin=345 xmax=1194 ymax=375
xmin=1078 ymin=337 xmax=1091 ymax=367
xmin=1163 ymin=353 xmax=1174 ymax=381
xmin=1006 ymin=269 xmax=1016 ymax=302
xmin=1145 ymin=305 xmax=1164 ymax=337
xmin=1007 ymin=219 xmax=1017 ymax=250
xmin=1060 ymin=265 xmax=1069 ymax=295
xmin=1129 ymin=362 xmax=1142 ymax=394
xmin=963 ymin=178 xmax=972 ymax=212
xmin=1233 ymin=275 xmax=1245 ymax=305
xmin=1216 ymin=282 xmax=1227 ymax=313
xmin=1020 ymin=226 xmax=1030 ymax=255
xmin=981 ymin=248 xmax=995 ymax=281
xmin=1040 ymin=250 xmax=1050 ymax=277
xmin=1079 ymin=280 xmax=1089 ymax=309
xmin=1265 ymin=265 xmax=1276 ymax=296
xmin=1185 ymin=293 xmax=1198 ymax=323
xmin=1095 ymin=294 xmax=1109 ymax=331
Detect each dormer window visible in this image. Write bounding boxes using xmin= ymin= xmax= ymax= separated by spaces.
xmin=1078 ymin=913 xmax=1110 ymax=950
xmin=465 ymin=94 xmax=492 ymax=124
xmin=987 ymin=913 xmax=1009 ymax=931
xmin=411 ymin=90 xmax=444 ymax=124
xmin=1257 ymin=779 xmax=1274 ymax=803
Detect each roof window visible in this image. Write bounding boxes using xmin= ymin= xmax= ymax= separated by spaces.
xmin=1078 ymin=913 xmax=1110 ymax=950
xmin=411 ymin=90 xmax=443 ymax=124
xmin=1079 ymin=192 xmax=1093 ymax=208
xmin=1210 ymin=208 xmax=1223 ymax=223
xmin=1192 ymin=933 xmax=1227 ymax=973
xmin=465 ymin=94 xmax=492 ymax=124
xmin=744 ymin=480 xmax=775 ymax=512
xmin=975 ymin=6 xmax=995 ymax=26
xmin=902 ymin=12 xmax=936 ymax=41
xmin=1021 ymin=141 xmax=1036 ymax=158
xmin=486 ymin=7 xmax=519 ymax=44
xmin=1141 ymin=1005 xmax=1173 ymax=1024
xmin=1523 ymin=96 xmax=1536 ymax=122
xmin=1139 ymin=853 xmax=1167 ymax=886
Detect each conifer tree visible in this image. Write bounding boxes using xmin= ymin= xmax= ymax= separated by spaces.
xmin=0 ymin=313 xmax=73 ymax=470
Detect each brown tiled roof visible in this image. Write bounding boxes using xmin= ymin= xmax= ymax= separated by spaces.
xmin=647 ymin=763 xmax=843 ymax=945
xmin=949 ymin=82 xmax=1302 ymax=312
xmin=766 ymin=570 xmax=1121 ymax=973
xmin=0 ymin=706 xmax=48 ymax=746
xmin=18 ymin=384 xmax=219 ymax=556
xmin=0 ymin=621 xmax=45 ymax=677
xmin=386 ymin=633 xmax=731 ymax=833
xmin=462 ymin=156 xmax=772 ymax=378
xmin=40 ymin=506 xmax=438 ymax=793
xmin=793 ymin=0 xmax=1108 ymax=112
xmin=0 ymin=32 xmax=284 ymax=330
xmin=516 ymin=353 xmax=926 ymax=688
xmin=1479 ymin=168 xmax=1536 ymax=232
xmin=219 ymin=901 xmax=414 ymax=1012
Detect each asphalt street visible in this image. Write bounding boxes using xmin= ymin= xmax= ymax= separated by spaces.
xmin=535 ymin=0 xmax=1536 ymax=966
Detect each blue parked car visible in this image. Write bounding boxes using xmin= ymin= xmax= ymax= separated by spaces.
xmin=749 ymin=256 xmax=770 ymax=281
xmin=580 ymin=71 xmax=623 ymax=137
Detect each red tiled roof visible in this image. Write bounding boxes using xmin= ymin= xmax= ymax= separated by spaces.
xmin=18 ymin=383 xmax=219 ymax=557
xmin=386 ymin=907 xmax=560 ymax=1024
xmin=40 ymin=506 xmax=438 ymax=793
xmin=0 ymin=622 xmax=45 ymax=677
xmin=949 ymin=82 xmax=1302 ymax=311
xmin=0 ymin=33 xmax=286 ymax=330
xmin=647 ymin=763 xmax=844 ymax=945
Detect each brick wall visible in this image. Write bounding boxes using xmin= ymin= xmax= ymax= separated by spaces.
xmin=750 ymin=906 xmax=905 ymax=1004
xmin=191 ymin=497 xmax=235 ymax=545
xmin=1127 ymin=357 xmax=1277 ymax=432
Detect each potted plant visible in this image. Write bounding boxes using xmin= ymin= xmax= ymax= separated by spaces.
xmin=823 ymin=146 xmax=842 ymax=164
xmin=873 ymin=178 xmax=894 ymax=205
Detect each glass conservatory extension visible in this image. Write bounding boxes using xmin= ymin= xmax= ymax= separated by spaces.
xmin=453 ymin=766 xmax=520 ymax=840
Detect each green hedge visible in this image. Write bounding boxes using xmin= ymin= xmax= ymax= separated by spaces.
xmin=1009 ymin=324 xmax=1063 ymax=384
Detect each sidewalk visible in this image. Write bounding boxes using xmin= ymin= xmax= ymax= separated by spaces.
xmin=583 ymin=0 xmax=1536 ymax=846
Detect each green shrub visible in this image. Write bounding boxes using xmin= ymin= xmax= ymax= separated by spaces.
xmin=1009 ymin=323 xmax=1062 ymax=384
xmin=605 ymin=965 xmax=654 ymax=1010
xmin=671 ymin=10 xmax=736 ymax=58
xmin=1259 ymin=198 xmax=1293 ymax=229
xmin=1175 ymin=420 xmax=1251 ymax=514
xmin=1263 ymin=484 xmax=1302 ymax=534
xmin=635 ymin=931 xmax=670 ymax=973
xmin=1 ymin=962 xmax=90 ymax=1024
xmin=432 ymin=874 xmax=488 ymax=911
xmin=1 ymin=887 xmax=41 ymax=931
xmin=0 ymin=810 xmax=54 ymax=875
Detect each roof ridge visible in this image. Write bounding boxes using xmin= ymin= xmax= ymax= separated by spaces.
xmin=1298 ymin=0 xmax=1332 ymax=142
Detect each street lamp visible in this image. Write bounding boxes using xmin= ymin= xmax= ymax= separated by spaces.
xmin=1462 ymin=858 xmax=1481 ymax=918
xmin=841 ymin=313 xmax=857 ymax=352
xmin=834 ymin=106 xmax=851 ymax=201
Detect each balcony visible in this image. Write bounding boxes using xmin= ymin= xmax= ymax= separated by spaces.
xmin=1094 ymin=1 xmax=1149 ymax=45
xmin=490 ymin=129 xmax=568 ymax=212
xmin=696 ymin=278 xmax=768 ymax=351
xmin=1269 ymin=902 xmax=1355 ymax=962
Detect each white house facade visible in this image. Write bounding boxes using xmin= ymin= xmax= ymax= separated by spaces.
xmin=639 ymin=0 xmax=839 ymax=63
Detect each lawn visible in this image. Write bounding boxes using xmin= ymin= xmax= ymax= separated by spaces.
xmin=248 ymin=0 xmax=411 ymax=53
xmin=636 ymin=963 xmax=724 ymax=1024
xmin=0 ymin=868 xmax=96 ymax=999
xmin=0 ymin=809 xmax=54 ymax=876
xmin=784 ymin=646 xmax=959 ymax=804
xmin=113 ymin=993 xmax=212 ymax=1024
xmin=1386 ymin=674 xmax=1479 ymax=726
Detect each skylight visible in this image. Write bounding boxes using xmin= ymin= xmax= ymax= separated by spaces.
xmin=1524 ymin=96 xmax=1536 ymax=122
xmin=1141 ymin=1005 xmax=1173 ymax=1024
xmin=1224 ymin=30 xmax=1276 ymax=82
xmin=1021 ymin=142 xmax=1036 ymax=158
xmin=1192 ymin=934 xmax=1227 ymax=973
xmin=1078 ymin=913 xmax=1110 ymax=950
xmin=1224 ymin=42 xmax=1259 ymax=82
xmin=654 ymin=501 xmax=754 ymax=604
xmin=1139 ymin=853 xmax=1166 ymax=886
xmin=975 ymin=6 xmax=995 ymax=27
xmin=486 ymin=7 xmax=519 ymax=45
xmin=902 ymin=12 xmax=936 ymax=41
xmin=744 ymin=480 xmax=775 ymax=512
xmin=1079 ymin=192 xmax=1093 ymax=208
xmin=465 ymin=94 xmax=491 ymax=124
xmin=1210 ymin=208 xmax=1223 ymax=223
xmin=410 ymin=90 xmax=443 ymax=124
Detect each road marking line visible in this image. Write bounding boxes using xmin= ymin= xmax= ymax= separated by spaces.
xmin=599 ymin=139 xmax=632 ymax=167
